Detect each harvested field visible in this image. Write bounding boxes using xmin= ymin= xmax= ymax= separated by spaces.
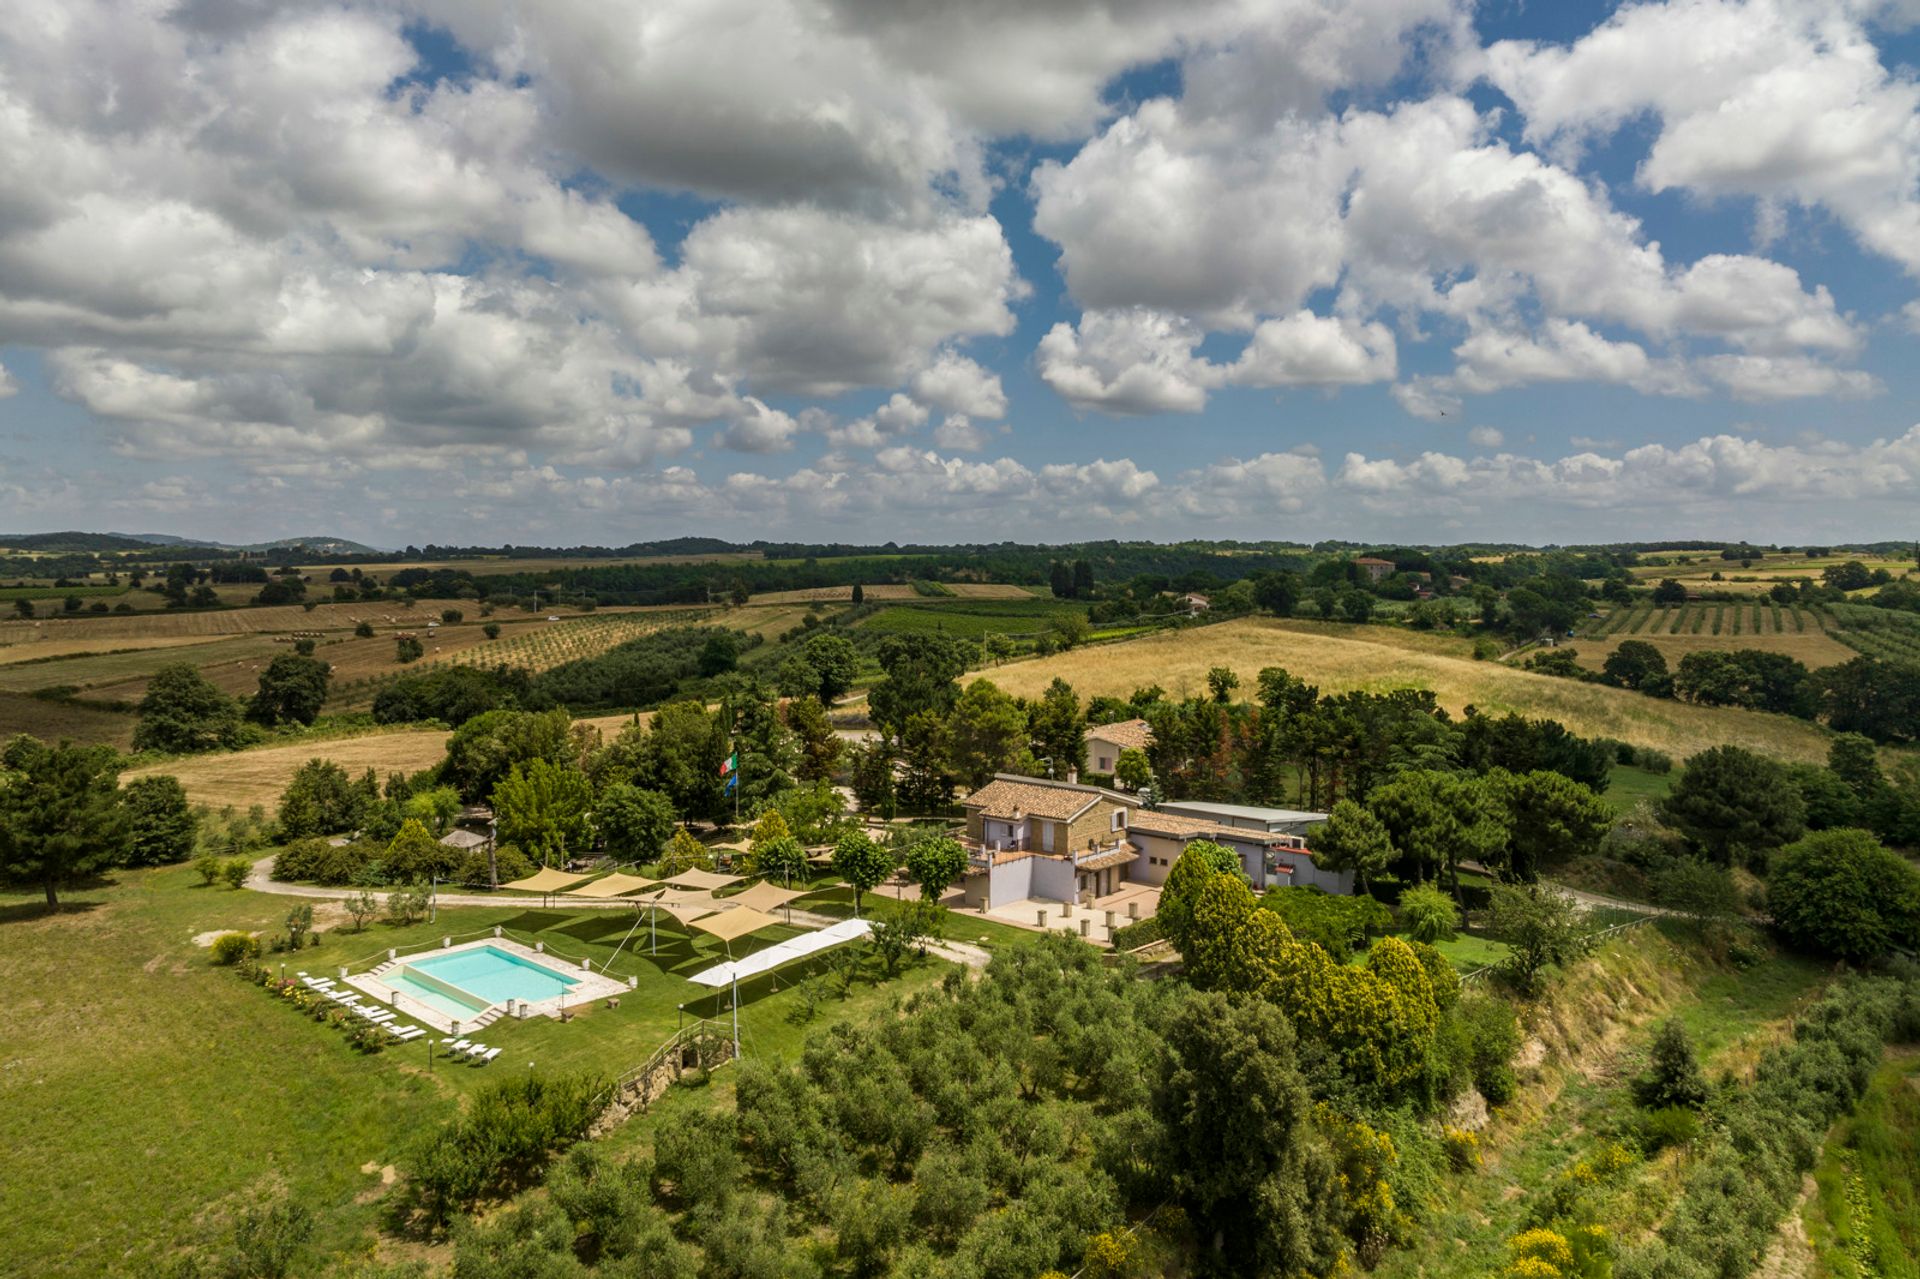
xmin=0 ymin=597 xmax=509 ymax=645
xmin=0 ymin=691 xmax=135 ymax=749
xmin=1569 ymin=628 xmax=1857 ymax=673
xmin=0 ymin=636 xmax=283 ymax=695
xmin=123 ymin=730 xmax=453 ymax=810
xmin=941 ymin=584 xmax=1043 ymax=599
xmin=122 ymin=711 xmax=647 ymax=810
xmin=750 ymin=584 xmax=923 ymax=603
xmin=979 ymin=617 xmax=1839 ymax=762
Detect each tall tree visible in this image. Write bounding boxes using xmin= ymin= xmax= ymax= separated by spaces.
xmin=593 ymin=784 xmax=677 ymax=864
xmin=120 ymin=774 xmax=199 ymax=866
xmin=798 ymin=633 xmax=859 ymax=705
xmin=1026 ymin=677 xmax=1086 ymax=778
xmin=784 ymin=694 xmax=843 ymax=784
xmin=1070 ymin=559 xmax=1095 ymax=599
xmin=830 ymin=830 xmax=894 ymax=915
xmin=945 ymin=679 xmax=1027 ymax=789
xmin=1153 ymin=994 xmax=1343 ymax=1278
xmin=248 ymin=653 xmax=333 ymax=726
xmin=491 ymin=759 xmax=595 ymax=865
xmin=132 ymin=663 xmax=241 ymax=754
xmin=1659 ymin=745 xmax=1806 ymax=865
xmin=1368 ymin=769 xmax=1509 ymax=892
xmin=867 ymin=634 xmax=969 ymax=741
xmin=0 ymin=736 xmax=131 ymax=908
xmin=1486 ymin=769 xmax=1611 ymax=882
xmin=903 ymin=835 xmax=967 ymax=901
xmin=639 ymin=700 xmax=728 ymax=823
xmin=1308 ymin=798 xmax=1393 ymax=892
xmin=445 ymin=708 xmax=576 ymax=802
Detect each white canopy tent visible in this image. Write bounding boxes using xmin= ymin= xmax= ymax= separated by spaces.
xmin=687 ymin=917 xmax=874 ymax=1058
xmin=688 ymin=918 xmax=872 ymax=989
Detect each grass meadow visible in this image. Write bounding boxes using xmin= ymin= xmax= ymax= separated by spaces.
xmin=980 ymin=617 xmax=1842 ymax=762
xmin=0 ymin=864 xmax=962 ymax=1277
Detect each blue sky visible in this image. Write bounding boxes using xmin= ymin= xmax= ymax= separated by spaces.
xmin=1 ymin=0 xmax=1918 ymax=547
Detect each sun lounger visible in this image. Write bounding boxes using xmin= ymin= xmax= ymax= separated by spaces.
xmin=446 ymin=1039 xmax=472 ymax=1055
xmin=461 ymin=1043 xmax=487 ymax=1060
xmin=366 ymin=1011 xmax=396 ymax=1024
xmin=476 ymin=1047 xmax=501 ymax=1065
xmin=391 ymin=1027 xmax=425 ymax=1041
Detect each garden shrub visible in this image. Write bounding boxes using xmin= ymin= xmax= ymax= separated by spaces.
xmin=220 ymin=857 xmax=251 ymax=889
xmin=1259 ymin=886 xmax=1393 ymax=961
xmin=1109 ymin=914 xmax=1167 ymax=950
xmin=454 ymin=844 xmax=534 ymax=888
xmin=398 ymin=1071 xmax=608 ymax=1228
xmin=210 ymin=932 xmax=259 ymax=965
xmin=271 ymin=838 xmax=331 ymax=883
xmin=1399 ymin=884 xmax=1459 ymax=943
xmin=193 ymin=853 xmax=223 ymax=887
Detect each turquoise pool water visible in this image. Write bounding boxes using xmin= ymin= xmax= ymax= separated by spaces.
xmin=382 ymin=945 xmax=581 ymax=1019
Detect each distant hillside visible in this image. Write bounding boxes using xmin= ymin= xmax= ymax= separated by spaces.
xmin=0 ymin=531 xmax=163 ymax=552
xmin=0 ymin=530 xmax=386 ymax=556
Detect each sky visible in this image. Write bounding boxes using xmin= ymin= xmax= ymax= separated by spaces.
xmin=1 ymin=0 xmax=1919 ymax=549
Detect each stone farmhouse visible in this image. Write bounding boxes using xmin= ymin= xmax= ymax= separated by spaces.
xmin=955 ymin=774 xmax=1346 ymax=913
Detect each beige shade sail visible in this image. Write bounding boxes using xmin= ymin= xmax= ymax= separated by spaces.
xmin=727 ymin=881 xmax=806 ymax=913
xmin=569 ymin=872 xmax=660 ymax=899
xmin=653 ymin=888 xmax=717 ymax=910
xmin=691 ymin=906 xmax=785 ymax=943
xmin=663 ymin=868 xmax=744 ymax=891
xmin=651 ymin=899 xmax=719 ymax=925
xmin=500 ymin=867 xmax=595 ymax=894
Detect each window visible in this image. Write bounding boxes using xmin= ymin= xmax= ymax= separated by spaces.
xmin=1110 ymin=808 xmax=1127 ymax=833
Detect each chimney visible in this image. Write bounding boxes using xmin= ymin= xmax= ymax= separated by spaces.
xmin=1067 ymin=768 xmax=1079 ymax=785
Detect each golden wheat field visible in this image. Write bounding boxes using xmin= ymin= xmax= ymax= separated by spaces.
xmin=978 ymin=617 xmax=1840 ymax=763
xmin=121 ymin=711 xmax=647 ymax=810
xmin=123 ymin=731 xmax=455 ymax=809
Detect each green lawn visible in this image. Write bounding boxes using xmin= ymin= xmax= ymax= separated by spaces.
xmin=1602 ymin=763 xmax=1678 ymax=814
xmin=0 ymin=865 xmax=957 ymax=1277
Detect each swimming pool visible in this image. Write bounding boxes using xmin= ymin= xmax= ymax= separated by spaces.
xmin=384 ymin=945 xmax=581 ymax=1020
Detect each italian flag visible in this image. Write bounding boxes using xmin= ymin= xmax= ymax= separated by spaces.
xmin=719 ymin=752 xmax=737 ymax=778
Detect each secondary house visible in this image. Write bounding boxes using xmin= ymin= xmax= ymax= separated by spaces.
xmin=955 ymin=774 xmax=1349 ymax=913
xmin=1084 ymin=718 xmax=1153 ymax=777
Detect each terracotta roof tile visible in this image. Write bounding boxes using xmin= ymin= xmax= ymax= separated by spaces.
xmin=1085 ymin=719 xmax=1153 ymax=753
xmin=962 ymin=777 xmax=1105 ymax=821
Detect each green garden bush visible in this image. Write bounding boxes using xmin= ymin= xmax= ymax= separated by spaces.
xmin=1399 ymin=883 xmax=1459 ymax=943
xmin=399 ymin=1071 xmax=608 ymax=1228
xmin=210 ymin=932 xmax=259 ymax=965
xmin=1258 ymin=886 xmax=1393 ymax=961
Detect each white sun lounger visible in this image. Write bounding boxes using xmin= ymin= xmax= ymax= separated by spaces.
xmin=367 ymin=1011 xmax=396 ymax=1024
xmin=446 ymin=1039 xmax=472 ymax=1055
xmin=460 ymin=1043 xmax=487 ymax=1060
xmin=332 ymin=992 xmax=360 ymax=1005
xmin=391 ymin=1026 xmax=425 ymax=1041
xmin=476 ymin=1047 xmax=501 ymax=1065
